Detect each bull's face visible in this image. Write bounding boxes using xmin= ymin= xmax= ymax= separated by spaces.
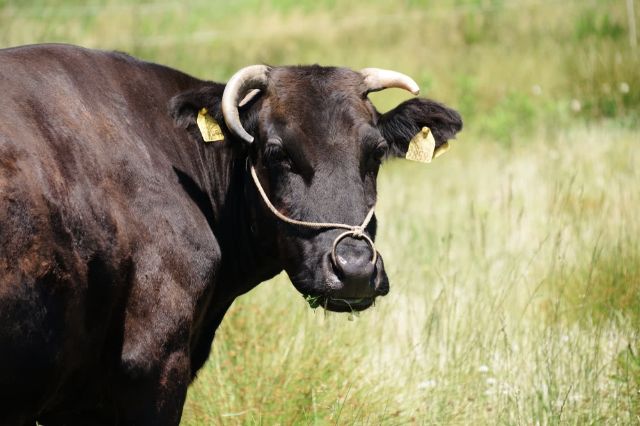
xmin=171 ymin=65 xmax=462 ymax=313
xmin=221 ymin=65 xmax=462 ymax=313
xmin=249 ymin=67 xmax=390 ymax=312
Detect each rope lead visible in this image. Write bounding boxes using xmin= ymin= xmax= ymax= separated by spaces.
xmin=249 ymin=164 xmax=377 ymax=265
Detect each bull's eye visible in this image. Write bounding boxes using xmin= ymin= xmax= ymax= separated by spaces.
xmin=264 ymin=138 xmax=290 ymax=168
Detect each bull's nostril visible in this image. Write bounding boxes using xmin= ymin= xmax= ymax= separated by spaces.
xmin=330 ymin=239 xmax=376 ymax=284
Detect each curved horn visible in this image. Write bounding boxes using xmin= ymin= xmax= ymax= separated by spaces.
xmin=221 ymin=65 xmax=270 ymax=143
xmin=360 ymin=68 xmax=420 ymax=96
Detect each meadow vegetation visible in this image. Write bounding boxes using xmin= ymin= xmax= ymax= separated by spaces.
xmin=1 ymin=0 xmax=638 ymax=424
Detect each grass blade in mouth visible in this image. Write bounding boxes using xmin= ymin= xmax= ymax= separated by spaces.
xmin=305 ymin=294 xmax=322 ymax=309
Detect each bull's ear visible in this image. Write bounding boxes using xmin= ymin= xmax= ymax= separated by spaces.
xmin=169 ymin=85 xmax=228 ymax=142
xmin=377 ymin=98 xmax=462 ymax=159
xmin=169 ymin=84 xmax=261 ymax=145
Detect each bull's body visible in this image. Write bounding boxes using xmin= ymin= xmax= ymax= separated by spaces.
xmin=0 ymin=44 xmax=266 ymax=424
xmin=0 ymin=44 xmax=462 ymax=425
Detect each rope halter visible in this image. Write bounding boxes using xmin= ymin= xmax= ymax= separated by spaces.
xmin=249 ymin=164 xmax=378 ymax=265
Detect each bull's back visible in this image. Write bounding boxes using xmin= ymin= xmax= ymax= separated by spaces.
xmin=0 ymin=44 xmax=206 ymax=420
xmin=0 ymin=43 xmax=205 ymax=286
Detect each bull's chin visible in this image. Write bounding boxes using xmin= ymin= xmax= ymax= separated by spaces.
xmin=304 ymin=295 xmax=375 ymax=312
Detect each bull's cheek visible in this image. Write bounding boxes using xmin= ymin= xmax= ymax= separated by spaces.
xmin=284 ymin=249 xmax=335 ymax=296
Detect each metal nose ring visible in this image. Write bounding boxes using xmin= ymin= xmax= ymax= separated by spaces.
xmin=331 ymin=229 xmax=378 ymax=267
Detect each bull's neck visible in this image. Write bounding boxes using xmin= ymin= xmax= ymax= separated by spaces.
xmin=203 ymin=144 xmax=282 ymax=299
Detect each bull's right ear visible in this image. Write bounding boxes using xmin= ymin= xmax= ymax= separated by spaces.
xmin=377 ymin=98 xmax=463 ymax=160
xmin=169 ymin=84 xmax=228 ymax=142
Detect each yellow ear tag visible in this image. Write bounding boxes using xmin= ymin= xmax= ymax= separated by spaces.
xmin=406 ymin=127 xmax=436 ymax=163
xmin=196 ymin=108 xmax=224 ymax=142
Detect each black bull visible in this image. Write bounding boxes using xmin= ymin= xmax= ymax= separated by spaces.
xmin=0 ymin=44 xmax=461 ymax=425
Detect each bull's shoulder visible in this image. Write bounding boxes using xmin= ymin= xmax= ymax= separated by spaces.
xmin=0 ymin=43 xmax=224 ymax=270
xmin=0 ymin=43 xmax=218 ymax=202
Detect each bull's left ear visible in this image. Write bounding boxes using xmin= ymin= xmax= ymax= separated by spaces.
xmin=377 ymin=98 xmax=463 ymax=159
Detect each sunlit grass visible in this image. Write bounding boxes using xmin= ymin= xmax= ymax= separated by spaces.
xmin=1 ymin=0 xmax=638 ymax=141
xmin=2 ymin=0 xmax=638 ymax=423
xmin=182 ymin=125 xmax=639 ymax=424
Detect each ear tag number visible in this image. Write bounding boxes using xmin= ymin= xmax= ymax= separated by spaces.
xmin=406 ymin=127 xmax=435 ymax=163
xmin=196 ymin=108 xmax=225 ymax=142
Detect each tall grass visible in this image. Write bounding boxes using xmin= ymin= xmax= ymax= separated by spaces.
xmin=1 ymin=0 xmax=638 ymax=141
xmin=2 ymin=0 xmax=639 ymax=424
xmin=179 ymin=125 xmax=639 ymax=425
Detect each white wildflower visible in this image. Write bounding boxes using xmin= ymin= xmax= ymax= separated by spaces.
xmin=619 ymin=82 xmax=630 ymax=94
xmin=570 ymin=99 xmax=581 ymax=112
xmin=478 ymin=365 xmax=490 ymax=373
xmin=418 ymin=379 xmax=437 ymax=390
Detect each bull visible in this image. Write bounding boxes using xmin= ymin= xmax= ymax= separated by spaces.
xmin=0 ymin=44 xmax=461 ymax=425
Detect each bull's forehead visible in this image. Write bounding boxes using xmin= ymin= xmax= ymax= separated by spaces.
xmin=269 ymin=65 xmax=366 ymax=97
xmin=263 ymin=66 xmax=375 ymax=146
xmin=266 ymin=66 xmax=370 ymax=116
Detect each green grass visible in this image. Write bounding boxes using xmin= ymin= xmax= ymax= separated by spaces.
xmin=180 ymin=125 xmax=639 ymax=425
xmin=2 ymin=0 xmax=639 ymax=424
xmin=2 ymin=0 xmax=638 ymax=140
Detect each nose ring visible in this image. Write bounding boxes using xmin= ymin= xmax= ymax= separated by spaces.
xmin=330 ymin=229 xmax=377 ymax=267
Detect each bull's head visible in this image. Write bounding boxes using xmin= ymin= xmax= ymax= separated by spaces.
xmin=172 ymin=65 xmax=462 ymax=312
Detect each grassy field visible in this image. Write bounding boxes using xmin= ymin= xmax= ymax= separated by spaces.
xmin=2 ymin=0 xmax=639 ymax=424
xmin=180 ymin=125 xmax=639 ymax=425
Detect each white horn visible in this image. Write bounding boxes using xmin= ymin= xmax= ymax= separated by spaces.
xmin=360 ymin=68 xmax=420 ymax=96
xmin=221 ymin=65 xmax=270 ymax=143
